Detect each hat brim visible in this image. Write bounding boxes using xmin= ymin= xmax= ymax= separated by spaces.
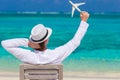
xmin=29 ymin=27 xmax=52 ymax=43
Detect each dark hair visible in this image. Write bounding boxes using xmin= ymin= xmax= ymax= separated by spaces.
xmin=39 ymin=42 xmax=46 ymax=51
xmin=35 ymin=42 xmax=46 ymax=51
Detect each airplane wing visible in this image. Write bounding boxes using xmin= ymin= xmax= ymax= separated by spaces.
xmin=72 ymin=7 xmax=75 ymax=17
xmin=75 ymin=2 xmax=85 ymax=7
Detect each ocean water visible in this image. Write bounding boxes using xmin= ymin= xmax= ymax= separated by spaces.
xmin=0 ymin=13 xmax=120 ymax=72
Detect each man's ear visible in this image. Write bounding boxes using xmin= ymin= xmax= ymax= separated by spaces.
xmin=44 ymin=39 xmax=49 ymax=44
xmin=28 ymin=41 xmax=31 ymax=47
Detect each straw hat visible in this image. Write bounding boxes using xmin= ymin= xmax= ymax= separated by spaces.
xmin=29 ymin=24 xmax=52 ymax=43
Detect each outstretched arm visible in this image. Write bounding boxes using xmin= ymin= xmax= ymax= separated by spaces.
xmin=52 ymin=11 xmax=90 ymax=63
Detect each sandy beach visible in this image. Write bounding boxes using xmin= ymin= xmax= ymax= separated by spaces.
xmin=0 ymin=71 xmax=120 ymax=80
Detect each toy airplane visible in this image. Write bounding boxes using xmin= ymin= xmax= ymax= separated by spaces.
xmin=69 ymin=0 xmax=85 ymax=17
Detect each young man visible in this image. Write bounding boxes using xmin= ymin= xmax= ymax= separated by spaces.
xmin=1 ymin=11 xmax=89 ymax=64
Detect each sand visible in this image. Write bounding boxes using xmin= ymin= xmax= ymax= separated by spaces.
xmin=0 ymin=71 xmax=120 ymax=80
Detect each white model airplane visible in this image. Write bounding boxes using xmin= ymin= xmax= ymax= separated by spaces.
xmin=69 ymin=0 xmax=85 ymax=17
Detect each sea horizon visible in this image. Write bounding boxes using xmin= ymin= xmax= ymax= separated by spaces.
xmin=0 ymin=11 xmax=120 ymax=15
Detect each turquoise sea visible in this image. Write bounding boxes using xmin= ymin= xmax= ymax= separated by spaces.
xmin=0 ymin=13 xmax=120 ymax=72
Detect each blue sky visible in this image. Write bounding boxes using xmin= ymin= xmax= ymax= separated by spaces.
xmin=0 ymin=0 xmax=120 ymax=13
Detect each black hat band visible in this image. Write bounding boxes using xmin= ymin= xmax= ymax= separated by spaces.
xmin=31 ymin=29 xmax=48 ymax=42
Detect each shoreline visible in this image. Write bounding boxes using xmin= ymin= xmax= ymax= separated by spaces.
xmin=0 ymin=71 xmax=120 ymax=80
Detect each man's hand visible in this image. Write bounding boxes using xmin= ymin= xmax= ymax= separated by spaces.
xmin=80 ymin=11 xmax=89 ymax=22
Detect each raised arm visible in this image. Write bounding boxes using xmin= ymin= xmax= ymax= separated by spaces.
xmin=52 ymin=11 xmax=90 ymax=62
